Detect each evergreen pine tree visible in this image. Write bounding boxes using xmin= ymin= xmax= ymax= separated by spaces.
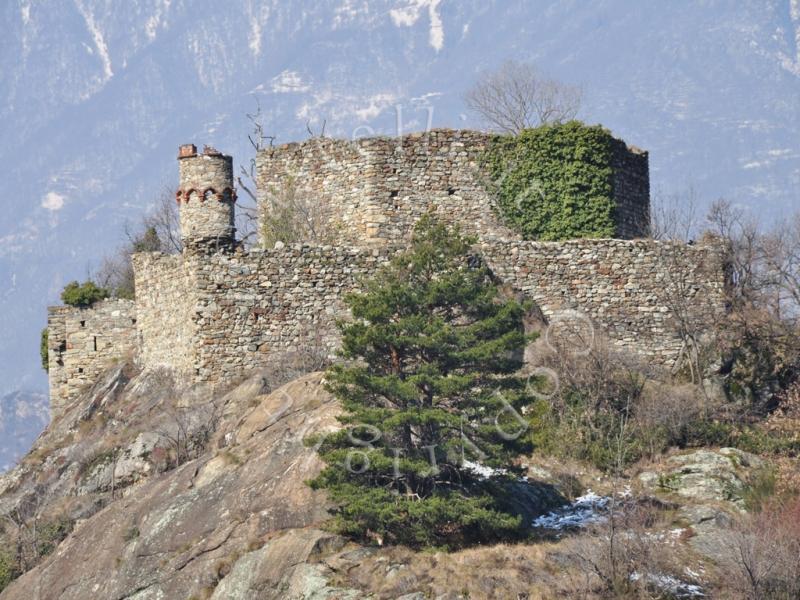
xmin=310 ymin=215 xmax=534 ymax=548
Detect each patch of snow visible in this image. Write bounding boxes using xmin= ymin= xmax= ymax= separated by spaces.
xmin=390 ymin=0 xmax=444 ymax=52
xmin=743 ymin=160 xmax=768 ymax=169
xmin=271 ymin=70 xmax=311 ymax=94
xmin=20 ymin=1 xmax=31 ymax=26
xmin=74 ymin=0 xmax=114 ymax=83
xmin=410 ymin=91 xmax=442 ymax=108
xmin=145 ymin=0 xmax=172 ymax=41
xmin=462 ymin=460 xmax=506 ymax=479
xmin=296 ymin=88 xmax=398 ymax=127
xmin=532 ymin=491 xmax=610 ymax=530
xmin=630 ymin=572 xmax=705 ymax=598
xmin=645 ymin=528 xmax=687 ymax=544
xmin=334 ymin=0 xmax=372 ymax=28
xmin=41 ymin=192 xmax=65 ymax=212
xmin=354 ymin=93 xmax=399 ymax=120
xmin=244 ymin=0 xmax=273 ymax=57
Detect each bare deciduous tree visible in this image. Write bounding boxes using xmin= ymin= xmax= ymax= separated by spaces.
xmin=94 ymin=188 xmax=182 ymax=299
xmin=464 ymin=60 xmax=582 ymax=134
xmin=236 ymin=98 xmax=275 ymax=248
xmin=720 ymin=496 xmax=800 ymax=599
xmin=650 ymin=185 xmax=701 ymax=242
xmin=260 ymin=174 xmax=338 ymax=248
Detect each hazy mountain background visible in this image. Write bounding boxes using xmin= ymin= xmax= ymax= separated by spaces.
xmin=0 ymin=0 xmax=798 ymax=469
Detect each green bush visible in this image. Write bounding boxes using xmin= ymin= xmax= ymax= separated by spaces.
xmin=36 ymin=517 xmax=74 ymax=557
xmin=40 ymin=328 xmax=49 ymax=372
xmin=0 ymin=548 xmax=19 ymax=593
xmin=60 ymin=280 xmax=109 ymax=307
xmin=482 ymin=121 xmax=618 ymax=241
xmin=528 ymin=394 xmax=647 ymax=472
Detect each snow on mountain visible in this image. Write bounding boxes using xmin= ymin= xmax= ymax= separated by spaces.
xmin=0 ymin=0 xmax=798 ymax=463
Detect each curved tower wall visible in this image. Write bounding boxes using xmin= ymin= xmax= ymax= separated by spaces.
xmin=176 ymin=144 xmax=236 ymax=250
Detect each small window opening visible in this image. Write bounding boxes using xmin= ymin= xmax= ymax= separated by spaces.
xmin=80 ymin=320 xmax=86 ymax=327
xmin=93 ymin=337 xmax=98 ymax=352
xmin=77 ymin=368 xmax=84 ymax=374
xmin=132 ymin=318 xmax=137 ymax=325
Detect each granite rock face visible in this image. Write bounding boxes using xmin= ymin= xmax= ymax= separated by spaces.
xmin=638 ymin=447 xmax=764 ymax=506
xmin=0 ymin=371 xmax=341 ymax=600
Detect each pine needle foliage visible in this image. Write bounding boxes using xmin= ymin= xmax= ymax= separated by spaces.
xmin=310 ymin=215 xmax=535 ymax=548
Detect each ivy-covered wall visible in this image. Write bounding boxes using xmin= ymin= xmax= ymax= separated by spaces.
xmin=483 ymin=121 xmax=649 ymax=241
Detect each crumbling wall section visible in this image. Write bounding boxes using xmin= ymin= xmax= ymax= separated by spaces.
xmin=47 ymin=299 xmax=137 ymax=418
xmin=610 ymin=139 xmax=650 ymax=239
xmin=481 ymin=238 xmax=728 ymax=367
xmin=256 ymin=128 xmax=651 ymax=246
xmin=257 ymin=130 xmax=517 ymax=246
xmin=132 ymin=252 xmax=198 ymax=377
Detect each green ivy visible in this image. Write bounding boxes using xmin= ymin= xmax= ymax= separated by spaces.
xmin=482 ymin=121 xmax=618 ymax=241
xmin=40 ymin=328 xmax=49 ymax=372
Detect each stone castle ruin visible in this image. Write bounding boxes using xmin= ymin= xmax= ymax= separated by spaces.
xmin=46 ymin=129 xmax=727 ymax=418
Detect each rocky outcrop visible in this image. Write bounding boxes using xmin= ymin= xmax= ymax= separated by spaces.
xmin=638 ymin=447 xmax=770 ymax=561
xmin=638 ymin=447 xmax=764 ymax=506
xmin=1 ymin=371 xmax=341 ymax=600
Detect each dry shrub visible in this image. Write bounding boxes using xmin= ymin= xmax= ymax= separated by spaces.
xmin=717 ymin=495 xmax=800 ymax=599
xmin=260 ymin=174 xmax=340 ymax=248
xmin=633 ymin=383 xmax=716 ymax=456
xmin=261 ymin=341 xmax=332 ymax=392
xmin=567 ymin=500 xmax=697 ymax=599
xmin=334 ymin=540 xmax=583 ymax=599
xmin=528 ymin=335 xmax=654 ymax=472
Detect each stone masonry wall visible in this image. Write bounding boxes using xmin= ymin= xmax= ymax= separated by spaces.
xmin=190 ymin=245 xmax=390 ymax=384
xmin=482 ymin=238 xmax=728 ymax=366
xmin=257 ymin=128 xmax=650 ymax=245
xmin=177 ymin=147 xmax=236 ymax=249
xmin=257 ymin=129 xmax=518 ymax=246
xmin=127 ymin=237 xmax=726 ymax=390
xmin=132 ymin=252 xmax=198 ymax=377
xmin=47 ymin=133 xmax=715 ymax=412
xmin=47 ymin=299 xmax=137 ymax=417
xmin=610 ymin=139 xmax=650 ymax=239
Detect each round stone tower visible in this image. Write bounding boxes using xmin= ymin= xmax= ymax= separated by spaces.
xmin=176 ymin=143 xmax=236 ymax=251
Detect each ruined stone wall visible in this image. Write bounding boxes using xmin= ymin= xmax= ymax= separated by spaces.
xmin=481 ymin=238 xmax=728 ymax=366
xmin=256 ymin=128 xmax=650 ymax=246
xmin=190 ymin=245 xmax=391 ymax=384
xmin=610 ymin=139 xmax=650 ymax=239
xmin=127 ymin=238 xmax=726 ymax=388
xmin=257 ymin=129 xmax=517 ymax=246
xmin=45 ymin=133 xmax=713 ymax=410
xmin=131 ymin=252 xmax=197 ymax=377
xmin=47 ymin=299 xmax=137 ymax=418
